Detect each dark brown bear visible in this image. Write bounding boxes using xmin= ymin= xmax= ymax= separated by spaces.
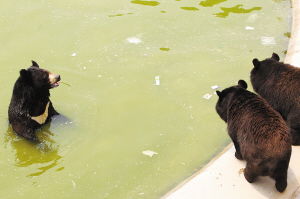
xmin=216 ymin=80 xmax=291 ymax=192
xmin=251 ymin=53 xmax=300 ymax=145
xmin=8 ymin=61 xmax=61 ymax=142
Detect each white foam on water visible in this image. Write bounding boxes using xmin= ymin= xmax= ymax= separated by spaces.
xmin=261 ymin=36 xmax=276 ymax=45
xmin=154 ymin=76 xmax=160 ymax=85
xmin=126 ymin=37 xmax=142 ymax=44
xmin=245 ymin=26 xmax=254 ymax=30
xmin=211 ymin=85 xmax=220 ymax=90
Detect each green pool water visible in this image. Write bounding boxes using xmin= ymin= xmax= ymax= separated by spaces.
xmin=0 ymin=0 xmax=290 ymax=198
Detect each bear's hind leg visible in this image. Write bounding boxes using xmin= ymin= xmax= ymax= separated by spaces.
xmin=272 ymin=157 xmax=290 ymax=192
xmin=12 ymin=123 xmax=38 ymax=142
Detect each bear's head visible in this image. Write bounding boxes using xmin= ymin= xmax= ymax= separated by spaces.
xmin=215 ymin=80 xmax=247 ymax=122
xmin=251 ymin=52 xmax=280 ymax=78
xmin=19 ymin=61 xmax=61 ymax=89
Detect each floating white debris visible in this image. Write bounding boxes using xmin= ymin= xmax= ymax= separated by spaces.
xmin=245 ymin=26 xmax=254 ymax=30
xmin=261 ymin=36 xmax=276 ymax=46
xmin=97 ymin=74 xmax=102 ymax=78
xmin=126 ymin=37 xmax=142 ymax=44
xmin=154 ymin=76 xmax=160 ymax=86
xmin=211 ymin=85 xmax=220 ymax=90
xmin=71 ymin=180 xmax=76 ymax=189
xmin=203 ymin=93 xmax=212 ymax=100
xmin=142 ymin=150 xmax=158 ymax=157
xmin=71 ymin=52 xmax=77 ymax=57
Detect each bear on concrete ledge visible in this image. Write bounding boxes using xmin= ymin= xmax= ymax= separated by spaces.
xmin=8 ymin=61 xmax=61 ymax=142
xmin=215 ymin=80 xmax=291 ymax=192
xmin=251 ymin=53 xmax=300 ymax=145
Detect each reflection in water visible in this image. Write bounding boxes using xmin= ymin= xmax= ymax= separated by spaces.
xmin=180 ymin=7 xmax=199 ymax=11
xmin=215 ymin=4 xmax=262 ymax=18
xmin=5 ymin=126 xmax=63 ymax=177
xmin=130 ymin=0 xmax=160 ymax=6
xmin=199 ymin=0 xmax=227 ymax=7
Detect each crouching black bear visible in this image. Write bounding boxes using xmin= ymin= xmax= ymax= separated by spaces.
xmin=216 ymin=80 xmax=291 ymax=192
xmin=251 ymin=53 xmax=300 ymax=145
xmin=8 ymin=61 xmax=61 ymax=142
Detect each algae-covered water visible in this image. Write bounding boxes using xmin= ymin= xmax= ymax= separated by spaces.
xmin=0 ymin=0 xmax=290 ymax=198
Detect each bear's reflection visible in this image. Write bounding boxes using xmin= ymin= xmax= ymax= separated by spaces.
xmin=5 ymin=124 xmax=63 ymax=177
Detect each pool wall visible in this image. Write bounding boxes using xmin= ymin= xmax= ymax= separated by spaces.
xmin=163 ymin=0 xmax=300 ymax=198
xmin=285 ymin=0 xmax=300 ymax=67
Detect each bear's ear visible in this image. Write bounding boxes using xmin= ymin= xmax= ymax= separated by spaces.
xmin=252 ymin=58 xmax=260 ymax=69
xmin=271 ymin=53 xmax=280 ymax=61
xmin=19 ymin=69 xmax=31 ymax=81
xmin=216 ymin=90 xmax=222 ymax=97
xmin=31 ymin=60 xmax=39 ymax=68
xmin=238 ymin=80 xmax=247 ymax=89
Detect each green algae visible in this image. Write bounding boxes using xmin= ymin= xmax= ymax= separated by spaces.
xmin=160 ymin=48 xmax=170 ymax=51
xmin=180 ymin=7 xmax=199 ymax=11
xmin=215 ymin=4 xmax=262 ymax=18
xmin=131 ymin=0 xmax=160 ymax=6
xmin=199 ymin=0 xmax=227 ymax=7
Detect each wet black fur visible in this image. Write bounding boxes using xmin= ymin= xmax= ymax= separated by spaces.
xmin=216 ymin=80 xmax=291 ymax=192
xmin=251 ymin=53 xmax=300 ymax=145
xmin=8 ymin=61 xmax=59 ymax=142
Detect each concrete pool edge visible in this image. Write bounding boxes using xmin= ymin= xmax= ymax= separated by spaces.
xmin=285 ymin=0 xmax=300 ymax=67
xmin=161 ymin=143 xmax=233 ymax=198
xmin=162 ymin=0 xmax=300 ymax=198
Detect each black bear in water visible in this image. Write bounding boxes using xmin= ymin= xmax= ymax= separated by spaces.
xmin=216 ymin=80 xmax=291 ymax=192
xmin=251 ymin=53 xmax=300 ymax=145
xmin=8 ymin=61 xmax=61 ymax=141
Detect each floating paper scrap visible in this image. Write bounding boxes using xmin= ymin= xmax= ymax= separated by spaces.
xmin=245 ymin=26 xmax=254 ymax=30
xmin=261 ymin=36 xmax=276 ymax=46
xmin=127 ymin=37 xmax=142 ymax=44
xmin=211 ymin=85 xmax=220 ymax=90
xmin=142 ymin=150 xmax=158 ymax=157
xmin=154 ymin=76 xmax=160 ymax=85
xmin=203 ymin=93 xmax=212 ymax=100
xmin=71 ymin=52 xmax=77 ymax=57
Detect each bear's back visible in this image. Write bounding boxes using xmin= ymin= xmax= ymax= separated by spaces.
xmin=227 ymin=90 xmax=291 ymax=160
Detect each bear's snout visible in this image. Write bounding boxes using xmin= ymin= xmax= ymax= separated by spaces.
xmin=56 ymin=75 xmax=61 ymax=82
xmin=49 ymin=73 xmax=61 ymax=88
